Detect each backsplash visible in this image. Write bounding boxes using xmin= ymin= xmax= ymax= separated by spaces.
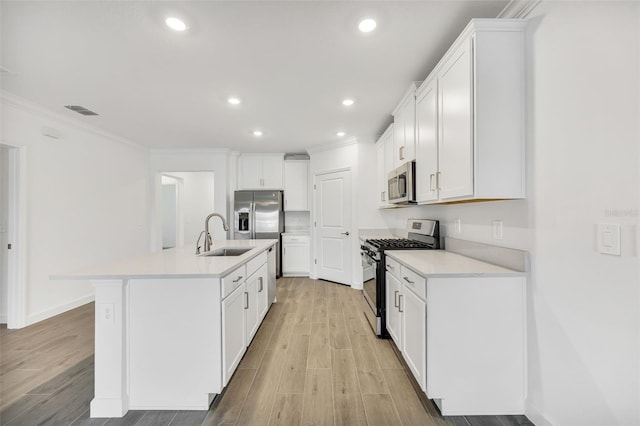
xmin=284 ymin=211 xmax=310 ymax=232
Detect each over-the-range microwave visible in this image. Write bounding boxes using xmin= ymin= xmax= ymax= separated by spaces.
xmin=388 ymin=161 xmax=416 ymax=204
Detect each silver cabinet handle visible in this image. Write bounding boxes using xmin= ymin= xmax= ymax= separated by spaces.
xmin=387 ymin=264 xmax=395 ymax=271
xmin=259 ymin=277 xmax=263 ymax=292
xmin=380 ymin=191 xmax=385 ymax=202
xmin=394 ymin=290 xmax=399 ymax=308
xmin=403 ymin=277 xmax=414 ymax=284
xmin=430 ymin=174 xmax=435 ymax=191
xmin=436 ymin=171 xmax=442 ymax=190
xmin=244 ymin=292 xmax=249 ymax=309
xmin=233 ymin=275 xmax=243 ymax=283
xmin=341 ymin=231 xmax=350 ymax=236
xmin=399 ymin=145 xmax=405 ymax=161
xmin=398 ymin=294 xmax=404 ymax=313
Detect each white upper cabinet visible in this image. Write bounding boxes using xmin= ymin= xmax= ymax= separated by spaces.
xmin=376 ymin=124 xmax=395 ymax=208
xmin=238 ymin=154 xmax=284 ymax=190
xmin=415 ymin=77 xmax=439 ymax=203
xmin=414 ymin=19 xmax=526 ymax=204
xmin=283 ymin=160 xmax=309 ymax=211
xmin=392 ymin=83 xmax=419 ymax=167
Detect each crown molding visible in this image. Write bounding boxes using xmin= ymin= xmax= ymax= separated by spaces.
xmin=497 ymin=0 xmax=542 ymax=19
xmin=1 ymin=90 xmax=148 ymax=152
xmin=306 ymin=137 xmax=359 ymax=155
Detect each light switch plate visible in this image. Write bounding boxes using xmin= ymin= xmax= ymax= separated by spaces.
xmin=597 ymin=223 xmax=621 ymax=256
xmin=492 ymin=220 xmax=503 ymax=240
xmin=454 ymin=218 xmax=462 ymax=234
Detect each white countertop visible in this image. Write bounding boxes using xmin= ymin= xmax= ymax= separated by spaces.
xmin=52 ymin=239 xmax=277 ymax=280
xmin=386 ymin=250 xmax=525 ymax=277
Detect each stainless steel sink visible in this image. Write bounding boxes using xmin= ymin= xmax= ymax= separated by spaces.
xmin=199 ymin=247 xmax=252 ymax=257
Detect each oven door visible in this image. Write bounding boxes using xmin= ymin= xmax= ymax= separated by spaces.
xmin=362 ymin=250 xmax=385 ymax=336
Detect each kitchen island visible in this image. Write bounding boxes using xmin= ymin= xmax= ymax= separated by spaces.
xmin=53 ymin=239 xmax=277 ymax=418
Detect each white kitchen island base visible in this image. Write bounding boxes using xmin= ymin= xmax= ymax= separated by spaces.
xmin=54 ymin=240 xmax=277 ymax=418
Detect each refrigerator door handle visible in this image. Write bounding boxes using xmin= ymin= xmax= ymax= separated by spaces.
xmin=251 ymin=202 xmax=256 ymax=239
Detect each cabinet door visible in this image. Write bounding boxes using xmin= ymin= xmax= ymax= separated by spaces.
xmin=384 ymin=126 xmax=395 ymax=176
xmin=376 ymin=140 xmax=387 ymax=207
xmin=401 ymin=286 xmax=427 ymax=392
xmin=239 ymin=156 xmax=263 ymax=189
xmin=282 ymin=242 xmax=310 ymax=275
xmin=415 ymin=79 xmax=439 ymax=203
xmin=261 ymin=155 xmax=284 ymax=189
xmin=438 ymin=39 xmax=474 ymax=200
xmin=222 ymin=283 xmax=246 ymax=385
xmin=245 ymin=271 xmax=260 ymax=343
xmin=393 ymin=106 xmax=405 ymax=167
xmin=385 ymin=272 xmax=402 ymax=347
xmin=402 ymin=97 xmax=416 ymax=162
xmin=256 ymin=264 xmax=269 ymax=320
xmin=284 ymin=161 xmax=308 ymax=211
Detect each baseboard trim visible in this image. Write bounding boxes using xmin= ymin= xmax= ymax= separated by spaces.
xmin=525 ymin=403 xmax=553 ymax=426
xmin=26 ymin=294 xmax=94 ymax=326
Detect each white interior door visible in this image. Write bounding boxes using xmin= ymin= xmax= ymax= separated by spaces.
xmin=314 ymin=169 xmax=352 ymax=285
xmin=0 ymin=146 xmax=9 ymax=323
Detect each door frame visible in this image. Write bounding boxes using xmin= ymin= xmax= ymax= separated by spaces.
xmin=1 ymin=143 xmax=27 ymax=329
xmin=311 ymin=167 xmax=356 ymax=287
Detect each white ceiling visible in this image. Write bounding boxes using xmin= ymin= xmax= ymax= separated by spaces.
xmin=1 ymin=1 xmax=509 ymax=153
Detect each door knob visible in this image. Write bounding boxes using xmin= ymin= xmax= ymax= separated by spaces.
xmin=341 ymin=231 xmax=350 ymax=236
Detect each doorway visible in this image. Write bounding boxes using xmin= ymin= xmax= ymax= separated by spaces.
xmin=0 ymin=144 xmax=25 ymax=328
xmin=156 ymin=172 xmax=215 ymax=252
xmin=313 ymin=168 xmax=353 ymax=286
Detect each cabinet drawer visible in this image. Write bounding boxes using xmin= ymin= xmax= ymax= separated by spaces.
xmin=400 ymin=265 xmax=426 ymax=301
xmin=246 ymin=251 xmax=267 ymax=277
xmin=222 ymin=264 xmax=246 ymax=299
xmin=386 ymin=256 xmax=401 ymax=279
xmin=282 ymin=235 xmax=309 ymax=243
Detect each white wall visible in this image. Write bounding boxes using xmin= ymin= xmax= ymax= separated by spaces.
xmin=170 ymin=171 xmax=215 ymax=245
xmin=150 ymin=150 xmax=230 ymax=251
xmin=378 ymin=2 xmax=640 ymax=424
xmin=1 ymin=94 xmax=151 ymax=325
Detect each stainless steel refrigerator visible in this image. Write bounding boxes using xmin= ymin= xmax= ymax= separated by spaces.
xmin=233 ymin=190 xmax=284 ymax=277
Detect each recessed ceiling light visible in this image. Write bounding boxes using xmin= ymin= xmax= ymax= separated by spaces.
xmin=342 ymin=99 xmax=354 ymax=106
xmin=253 ymin=130 xmax=263 ymax=137
xmin=165 ymin=17 xmax=187 ymax=32
xmin=337 ymin=131 xmax=346 ymax=137
xmin=358 ymin=18 xmax=377 ymax=33
xmin=228 ymin=97 xmax=241 ymax=105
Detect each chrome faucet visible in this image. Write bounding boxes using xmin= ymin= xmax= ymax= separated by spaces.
xmin=201 ymin=213 xmax=229 ymax=253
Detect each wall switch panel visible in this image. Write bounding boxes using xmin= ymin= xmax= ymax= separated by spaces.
xmin=454 ymin=218 xmax=462 ymax=234
xmin=597 ymin=223 xmax=621 ymax=256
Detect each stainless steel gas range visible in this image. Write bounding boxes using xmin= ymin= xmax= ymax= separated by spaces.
xmin=360 ymin=219 xmax=440 ymax=337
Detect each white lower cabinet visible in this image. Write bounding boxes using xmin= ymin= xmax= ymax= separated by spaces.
xmin=385 ymin=270 xmax=402 ymax=346
xmin=385 ymin=254 xmax=526 ymax=415
xmin=386 ymin=260 xmax=427 ymax=391
xmin=222 ymin=283 xmax=246 ymax=385
xmin=221 ymin=253 xmax=269 ymax=385
xmin=401 ymin=284 xmax=427 ymax=392
xmin=282 ymin=235 xmax=309 ymax=276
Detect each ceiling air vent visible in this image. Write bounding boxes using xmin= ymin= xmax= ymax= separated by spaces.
xmin=64 ymin=105 xmax=99 ymax=116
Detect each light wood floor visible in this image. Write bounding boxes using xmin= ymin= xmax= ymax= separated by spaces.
xmin=0 ymin=278 xmax=533 ymax=426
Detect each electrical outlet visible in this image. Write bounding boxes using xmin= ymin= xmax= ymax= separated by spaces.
xmin=100 ymin=303 xmax=115 ymax=324
xmin=492 ymin=220 xmax=503 ymax=240
xmin=454 ymin=218 xmax=462 ymax=234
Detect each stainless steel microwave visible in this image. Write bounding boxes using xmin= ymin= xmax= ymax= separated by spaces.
xmin=388 ymin=161 xmax=416 ymax=204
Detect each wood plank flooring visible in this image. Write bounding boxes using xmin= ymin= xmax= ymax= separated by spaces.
xmin=0 ymin=277 xmax=534 ymax=426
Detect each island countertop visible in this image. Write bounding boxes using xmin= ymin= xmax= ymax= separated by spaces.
xmin=52 ymin=239 xmax=278 ymax=280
